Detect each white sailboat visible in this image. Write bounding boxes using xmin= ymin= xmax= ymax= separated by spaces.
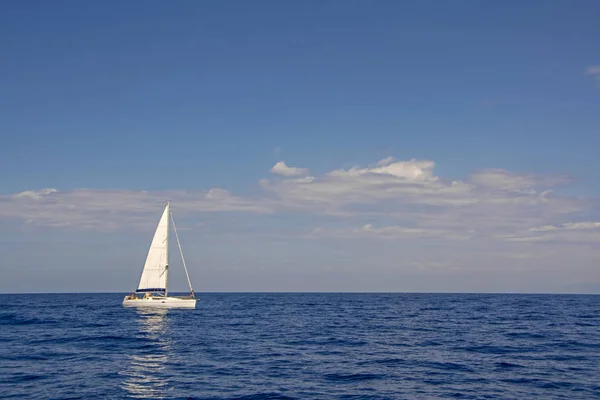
xmin=122 ymin=202 xmax=196 ymax=308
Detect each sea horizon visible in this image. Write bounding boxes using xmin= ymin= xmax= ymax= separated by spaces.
xmin=2 ymin=290 xmax=600 ymax=295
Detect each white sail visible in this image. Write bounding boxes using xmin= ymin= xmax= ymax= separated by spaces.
xmin=136 ymin=203 xmax=169 ymax=294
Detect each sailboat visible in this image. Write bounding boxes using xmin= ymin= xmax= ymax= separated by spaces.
xmin=122 ymin=202 xmax=196 ymax=308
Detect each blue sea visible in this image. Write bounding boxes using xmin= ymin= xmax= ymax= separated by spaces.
xmin=1 ymin=293 xmax=599 ymax=399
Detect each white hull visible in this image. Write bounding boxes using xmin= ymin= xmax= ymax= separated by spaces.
xmin=122 ymin=296 xmax=196 ymax=309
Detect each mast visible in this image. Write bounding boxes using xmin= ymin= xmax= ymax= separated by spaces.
xmin=164 ymin=201 xmax=170 ymax=296
xmin=170 ymin=208 xmax=195 ymax=298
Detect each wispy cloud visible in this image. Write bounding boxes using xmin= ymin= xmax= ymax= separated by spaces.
xmin=531 ymin=221 xmax=600 ymax=232
xmin=585 ymin=65 xmax=600 ymax=84
xmin=498 ymin=220 xmax=600 ymax=245
xmin=0 ymin=187 xmax=274 ymax=231
xmin=468 ymin=169 xmax=570 ymax=191
xmin=307 ymin=223 xmax=471 ymax=241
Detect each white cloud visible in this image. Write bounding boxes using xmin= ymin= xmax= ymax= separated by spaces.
xmin=376 ymin=156 xmax=395 ymax=166
xmin=327 ymin=157 xmax=436 ymax=181
xmin=586 ymin=65 xmax=600 ymax=83
xmin=261 ymin=157 xmax=476 ymax=217
xmin=0 ymin=188 xmax=274 ymax=231
xmin=562 ymin=221 xmax=600 ymax=230
xmin=12 ymin=188 xmax=58 ymax=200
xmin=0 ymin=156 xmax=593 ymax=246
xmin=468 ymin=169 xmax=570 ymax=191
xmin=359 ymin=223 xmax=472 ymax=240
xmin=261 ymin=157 xmax=580 ymax=228
xmin=469 ymin=169 xmax=535 ymax=191
xmin=270 ymin=161 xmax=309 ymax=177
xmin=307 ymin=223 xmax=471 ymax=241
xmin=497 ymin=220 xmax=600 ymax=245
xmin=531 ymin=221 xmax=600 ymax=232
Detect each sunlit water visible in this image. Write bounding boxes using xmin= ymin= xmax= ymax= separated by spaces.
xmin=1 ymin=293 xmax=599 ymax=399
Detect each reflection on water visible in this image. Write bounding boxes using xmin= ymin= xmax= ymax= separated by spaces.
xmin=120 ymin=309 xmax=172 ymax=399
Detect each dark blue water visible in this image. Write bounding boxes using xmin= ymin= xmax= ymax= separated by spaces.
xmin=1 ymin=293 xmax=599 ymax=399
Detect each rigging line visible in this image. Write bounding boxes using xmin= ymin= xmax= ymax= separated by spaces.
xmin=170 ymin=210 xmax=195 ymax=297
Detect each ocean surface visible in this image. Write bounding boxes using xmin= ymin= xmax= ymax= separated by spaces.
xmin=1 ymin=293 xmax=599 ymax=399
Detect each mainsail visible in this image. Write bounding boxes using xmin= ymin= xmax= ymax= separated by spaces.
xmin=136 ymin=203 xmax=169 ymax=294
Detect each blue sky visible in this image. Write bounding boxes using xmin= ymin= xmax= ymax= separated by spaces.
xmin=1 ymin=1 xmax=599 ymax=293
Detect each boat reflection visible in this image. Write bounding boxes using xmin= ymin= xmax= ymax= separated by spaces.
xmin=120 ymin=309 xmax=172 ymax=399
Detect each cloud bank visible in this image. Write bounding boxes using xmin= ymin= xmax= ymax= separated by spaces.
xmin=3 ymin=156 xmax=600 ymax=293
xmin=2 ymin=157 xmax=596 ymax=246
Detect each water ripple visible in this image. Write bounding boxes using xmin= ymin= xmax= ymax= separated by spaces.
xmin=0 ymin=293 xmax=599 ymax=399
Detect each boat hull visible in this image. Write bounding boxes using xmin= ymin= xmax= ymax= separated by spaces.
xmin=122 ymin=296 xmax=196 ymax=309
